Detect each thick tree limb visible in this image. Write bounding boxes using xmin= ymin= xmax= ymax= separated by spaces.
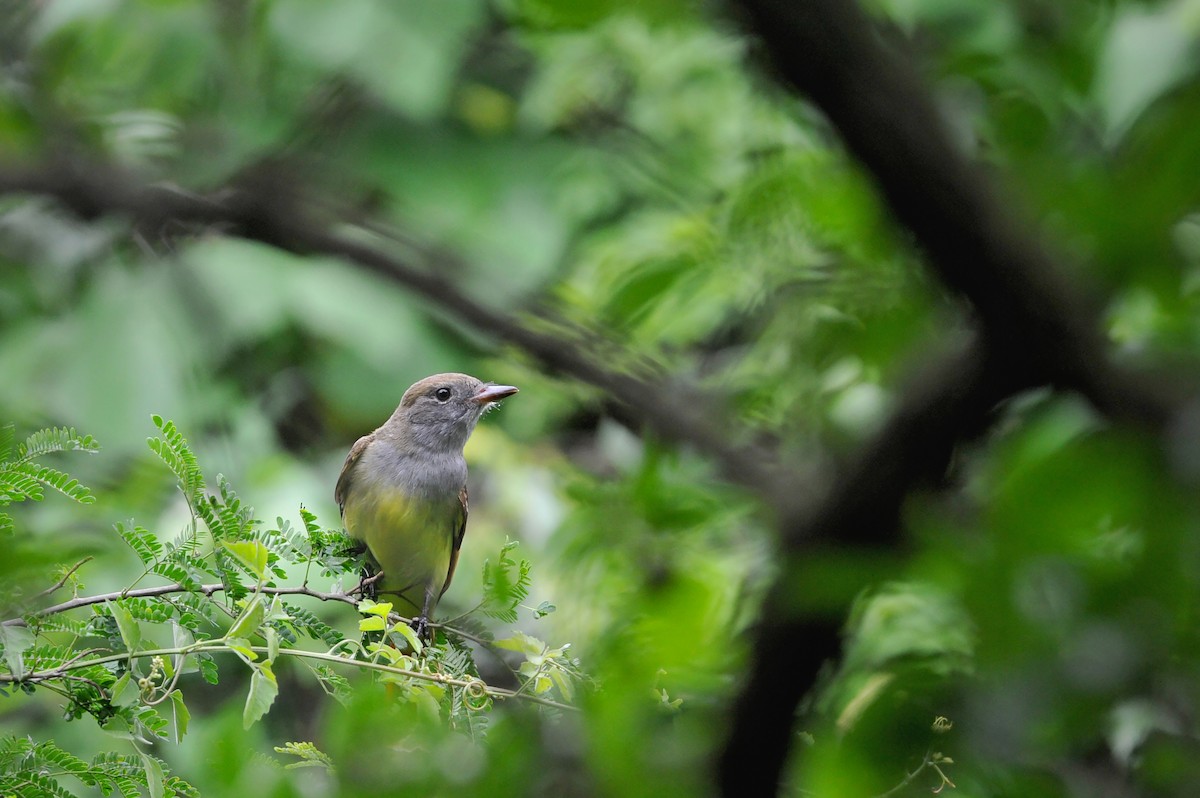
xmin=0 ymin=160 xmax=790 ymax=508
xmin=735 ymin=0 xmax=1182 ymax=431
xmin=715 ymin=0 xmax=1194 ymax=794
xmin=718 ymin=334 xmax=1024 ymax=794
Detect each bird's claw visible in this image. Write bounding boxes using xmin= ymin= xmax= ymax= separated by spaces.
xmin=351 ymin=570 xmax=385 ymax=599
xmin=412 ymin=615 xmax=430 ymax=645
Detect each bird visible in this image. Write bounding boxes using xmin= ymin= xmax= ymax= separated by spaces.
xmin=335 ymin=373 xmax=518 ymax=641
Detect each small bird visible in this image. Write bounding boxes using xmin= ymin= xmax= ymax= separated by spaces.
xmin=335 ymin=373 xmax=518 ymax=640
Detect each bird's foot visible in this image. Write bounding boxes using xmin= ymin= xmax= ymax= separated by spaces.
xmin=411 ymin=615 xmax=431 ymax=645
xmin=351 ymin=570 xmax=385 ymax=599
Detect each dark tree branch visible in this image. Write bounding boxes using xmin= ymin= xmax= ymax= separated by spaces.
xmin=714 ymin=0 xmax=1195 ymax=794
xmin=0 ymin=160 xmax=791 ymax=508
xmin=734 ymin=0 xmax=1184 ymax=431
xmin=718 ymin=334 xmax=1024 ymax=794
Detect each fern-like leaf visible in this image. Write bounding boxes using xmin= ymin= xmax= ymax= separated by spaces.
xmin=2 ymin=769 xmax=78 ymax=797
xmin=0 ymin=424 xmax=97 ymax=517
xmin=146 ymin=415 xmax=204 ymax=502
xmin=114 ymin=522 xmax=162 ymax=566
xmin=273 ymin=741 xmax=336 ymax=772
xmin=15 ymin=463 xmax=95 ymax=504
xmin=0 ymin=424 xmax=13 ymax=462
xmin=479 ymin=538 xmax=531 ymax=623
xmin=282 ymin=602 xmax=344 ymax=647
xmin=16 ymin=427 xmax=99 ymax=463
xmin=34 ymin=741 xmax=90 ymax=780
xmin=1 ymin=470 xmax=45 ymax=502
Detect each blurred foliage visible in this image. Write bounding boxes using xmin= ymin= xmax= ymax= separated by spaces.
xmin=0 ymin=0 xmax=1199 ymax=796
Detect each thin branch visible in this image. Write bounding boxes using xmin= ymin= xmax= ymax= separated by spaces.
xmin=32 ymin=557 xmax=94 ymax=600
xmin=0 ymin=160 xmax=797 ymax=514
xmin=2 ymin=642 xmax=576 ymax=712
xmin=4 ymin=578 xmax=532 ymax=681
xmin=1 ymin=582 xmax=355 ymax=627
xmin=873 ymin=750 xmax=934 ymax=798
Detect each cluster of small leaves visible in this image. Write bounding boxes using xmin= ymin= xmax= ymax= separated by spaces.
xmin=262 ymin=508 xmax=362 ymax=580
xmin=494 ymin=631 xmax=580 ymax=704
xmin=279 ymin=603 xmax=344 ymax=648
xmin=309 ymin=664 xmax=352 ymax=705
xmin=1 ymin=417 xmax=580 ymax=797
xmin=0 ymin=736 xmax=196 ymax=798
xmin=272 ymin=741 xmax=335 ymax=773
xmin=130 ymin=420 xmax=358 ymax=648
xmin=145 ymin=418 xmax=262 ymax=603
xmin=479 ymin=538 xmax=532 ymax=623
xmin=0 ymin=424 xmax=98 ymax=537
xmin=441 ymin=638 xmax=492 ymax=738
xmin=145 ymin=417 xmax=202 ymax=503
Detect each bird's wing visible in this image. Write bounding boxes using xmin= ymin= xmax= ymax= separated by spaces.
xmin=440 ymin=485 xmax=469 ymax=597
xmin=334 ymin=434 xmax=373 ymax=518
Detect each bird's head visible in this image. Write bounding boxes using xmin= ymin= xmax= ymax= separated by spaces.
xmin=389 ymin=372 xmax=518 ymax=452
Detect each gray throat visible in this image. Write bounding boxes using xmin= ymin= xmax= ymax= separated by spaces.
xmin=364 ymin=433 xmax=468 ymax=503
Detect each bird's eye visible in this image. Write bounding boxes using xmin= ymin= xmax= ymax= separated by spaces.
xmin=434 ymin=387 xmax=452 ymax=402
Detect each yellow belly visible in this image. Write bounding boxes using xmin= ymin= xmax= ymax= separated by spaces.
xmin=343 ymin=486 xmax=454 ymax=617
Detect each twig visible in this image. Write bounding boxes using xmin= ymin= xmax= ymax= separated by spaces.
xmin=0 ymin=643 xmax=576 ymax=712
xmin=1 ymin=582 xmax=357 ymax=627
xmin=874 ymin=751 xmax=933 ymax=798
xmin=33 ymin=557 xmax=94 ymax=600
xmin=5 ymin=578 xmax=538 ymax=684
xmin=0 ymin=160 xmax=796 ymax=513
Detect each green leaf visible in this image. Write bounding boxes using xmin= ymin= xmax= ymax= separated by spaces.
xmin=243 ymin=664 xmax=279 ymax=729
xmin=171 ymin=622 xmax=198 ymax=675
xmin=480 ymin=538 xmax=531 ymax=623
xmin=389 ymin=622 xmax=423 ymax=654
xmin=225 ymin=637 xmax=258 ymax=664
xmin=110 ymin=672 xmax=139 ymax=708
xmin=107 ymin=601 xmax=142 ymax=653
xmin=0 ymin=423 xmax=13 ymax=461
xmin=265 ymin=625 xmax=280 ymax=664
xmin=223 ymin=540 xmax=269 ymax=580
xmin=198 ymin=656 xmax=219 ymax=685
xmin=358 ymin=616 xmax=386 ymax=632
xmin=2 ymin=470 xmax=44 ymax=502
xmin=147 ymin=416 xmax=203 ymax=501
xmin=14 ymin=462 xmax=94 ymax=504
xmin=357 ymin=598 xmax=394 ymax=617
xmin=0 ymin=624 xmax=34 ymax=676
xmin=139 ymin=751 xmax=165 ymax=798
xmin=493 ymin=631 xmax=545 ymax=657
xmin=550 ymin=668 xmax=575 ymax=701
xmin=17 ymin=426 xmax=99 ymax=460
xmin=114 ymin=522 xmax=162 ymax=566
xmin=274 ymin=741 xmax=336 ymax=772
xmin=169 ymin=690 xmax=190 ymax=743
xmin=227 ymin=595 xmax=266 ymax=641
xmin=1096 ymin=4 xmax=1199 ymax=143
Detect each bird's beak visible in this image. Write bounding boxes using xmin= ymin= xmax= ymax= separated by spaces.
xmin=472 ymin=384 xmax=519 ymax=405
